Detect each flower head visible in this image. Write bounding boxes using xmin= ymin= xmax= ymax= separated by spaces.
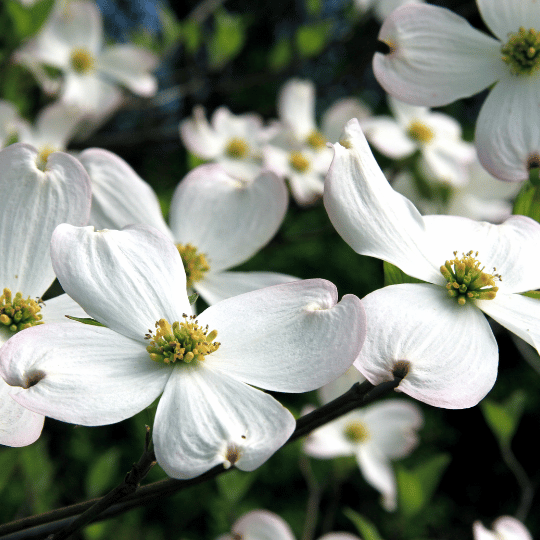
xmin=473 ymin=516 xmax=532 ymax=540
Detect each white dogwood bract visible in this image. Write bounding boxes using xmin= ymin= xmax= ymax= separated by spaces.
xmin=81 ymin=149 xmax=296 ymax=305
xmin=473 ymin=516 xmax=532 ymax=540
xmin=372 ymin=2 xmax=540 ymax=181
xmin=324 ymin=119 xmax=540 ymax=408
xmin=0 ymin=143 xmax=91 ymax=446
xmin=0 ymin=224 xmax=366 ymax=479
xmin=14 ymin=0 xmax=158 ymax=115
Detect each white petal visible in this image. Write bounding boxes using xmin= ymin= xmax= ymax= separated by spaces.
xmin=357 ymin=284 xmax=498 ymax=409
xmin=0 ymin=323 xmax=170 ymax=425
xmin=32 ymin=101 xmax=85 ymax=149
xmin=473 ymin=516 xmax=532 ymax=540
xmin=98 ymin=45 xmax=158 ymax=97
xmin=318 ymin=366 xmax=366 ymax=404
xmin=61 ymin=72 xmax=123 ymax=114
xmin=477 ymin=293 xmax=540 ymax=352
xmin=477 ymin=0 xmax=540 ymax=42
xmin=318 ymin=534 xmax=361 ymax=540
xmin=322 ymin=97 xmax=371 ymax=144
xmin=199 ymin=279 xmax=366 ymax=393
xmin=79 ymin=148 xmax=172 ymax=237
xmin=153 ymin=364 xmax=295 ymax=479
xmin=303 ymin=413 xmax=356 ymax=458
xmin=169 ymin=165 xmax=287 ymax=272
xmin=373 ymin=4 xmax=503 ymax=106
xmin=423 ymin=215 xmax=540 ymax=294
xmin=51 ymin=224 xmax=190 ymax=341
xmin=356 ymin=446 xmax=397 ymax=511
xmin=40 ymin=293 xmax=88 ymax=324
xmin=0 ymin=378 xmax=44 ymax=447
xmin=232 ymin=510 xmax=296 ymax=540
xmin=179 ymin=106 xmax=225 ymax=159
xmin=360 ymin=117 xmax=417 ymax=159
xmin=289 ymin=170 xmax=325 ymax=206
xmin=195 ymin=270 xmax=299 ymax=305
xmin=475 ymin=75 xmax=540 ymax=182
xmin=323 ymin=119 xmax=440 ymax=283
xmin=278 ymin=79 xmax=317 ymax=140
xmin=0 ymin=144 xmax=91 ymax=298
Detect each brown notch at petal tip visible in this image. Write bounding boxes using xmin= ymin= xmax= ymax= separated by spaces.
xmin=527 ymin=153 xmax=540 ymax=170
xmin=223 ymin=443 xmax=242 ymax=469
xmin=392 ymin=360 xmax=410 ymax=380
xmin=24 ymin=370 xmax=46 ymax=389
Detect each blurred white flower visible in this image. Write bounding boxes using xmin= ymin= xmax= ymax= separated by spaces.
xmin=0 ymin=101 xmax=20 ymax=149
xmin=81 ymin=149 xmax=296 ymax=305
xmin=324 ymin=119 xmax=540 ymax=409
xmin=473 ymin=516 xmax=532 ymax=540
xmin=354 ymin=0 xmax=424 ymax=23
xmin=0 ymin=143 xmax=91 ymax=447
xmin=304 ymin=369 xmax=423 ymax=511
xmin=373 ymin=2 xmax=540 ymax=181
xmin=14 ymin=0 xmax=158 ymax=116
xmin=0 ymin=224 xmax=366 ymax=479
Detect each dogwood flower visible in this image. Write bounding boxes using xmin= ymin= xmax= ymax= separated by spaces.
xmin=180 ymin=106 xmax=276 ymax=181
xmin=473 ymin=516 xmax=532 ymax=540
xmin=304 ymin=369 xmax=423 ymax=511
xmin=264 ymin=79 xmax=370 ymax=205
xmin=324 ymin=119 xmax=540 ymax=409
xmin=361 ymin=96 xmax=474 ymax=186
xmin=81 ymin=149 xmax=296 ymax=305
xmin=0 ymin=143 xmax=91 ymax=446
xmin=0 ymin=224 xmax=366 ymax=478
xmin=373 ymin=2 xmax=540 ymax=181
xmin=14 ymin=0 xmax=158 ymax=115
xmin=217 ymin=510 xmax=361 ymax=540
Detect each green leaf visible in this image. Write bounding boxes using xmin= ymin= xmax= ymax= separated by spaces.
xmin=295 ymin=21 xmax=333 ymax=58
xmin=181 ymin=19 xmax=202 ymax=55
xmin=305 ymin=0 xmax=322 ymax=15
xmin=268 ymin=38 xmax=292 ymax=72
xmin=216 ymin=468 xmax=258 ymax=506
xmin=159 ymin=5 xmax=184 ymax=51
xmin=208 ymin=9 xmax=246 ymax=69
xmin=480 ymin=390 xmax=527 ymax=448
xmin=513 ymin=180 xmax=540 ymax=223
xmin=86 ymin=447 xmax=122 ymax=498
xmin=65 ymin=315 xmax=106 ymax=327
xmin=6 ymin=0 xmax=55 ymax=40
xmin=522 ymin=290 xmax=540 ymax=299
xmin=383 ymin=261 xmax=425 ymax=286
xmin=20 ymin=439 xmax=56 ymax=512
xmin=187 ymin=152 xmax=207 ymax=170
xmin=397 ymin=453 xmax=451 ymax=517
xmin=344 ymin=508 xmax=385 ymax=540
xmin=188 ymin=292 xmax=199 ymax=305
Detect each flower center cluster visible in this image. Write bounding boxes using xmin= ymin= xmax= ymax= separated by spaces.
xmin=36 ymin=145 xmax=57 ymax=171
xmin=70 ymin=48 xmax=96 ymax=74
xmin=289 ymin=151 xmax=310 ymax=173
xmin=225 ymin=137 xmax=249 ymax=159
xmin=501 ymin=27 xmax=540 ymax=75
xmin=145 ymin=315 xmax=220 ymax=365
xmin=440 ymin=251 xmax=500 ymax=305
xmin=176 ymin=243 xmax=210 ymax=288
xmin=0 ymin=288 xmax=43 ymax=333
xmin=407 ymin=121 xmax=434 ymax=143
xmin=343 ymin=421 xmax=369 ymax=443
xmin=307 ymin=130 xmax=327 ymax=150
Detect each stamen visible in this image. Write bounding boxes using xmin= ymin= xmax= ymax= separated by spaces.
xmin=344 ymin=421 xmax=369 ymax=443
xmin=289 ymin=151 xmax=310 ymax=173
xmin=70 ymin=48 xmax=96 ymax=74
xmin=145 ymin=314 xmax=220 ymax=365
xmin=225 ymin=137 xmax=249 ymax=159
xmin=0 ymin=288 xmax=43 ymax=333
xmin=176 ymin=243 xmax=210 ymax=289
xmin=501 ymin=27 xmax=540 ymax=75
xmin=440 ymin=251 xmax=500 ymax=305
xmin=306 ymin=130 xmax=327 ymax=150
xmin=407 ymin=121 xmax=434 ymax=143
xmin=36 ymin=145 xmax=57 ymax=171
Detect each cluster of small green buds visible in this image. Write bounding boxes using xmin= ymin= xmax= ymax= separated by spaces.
xmin=70 ymin=48 xmax=96 ymax=74
xmin=306 ymin=130 xmax=327 ymax=150
xmin=145 ymin=314 xmax=220 ymax=365
xmin=440 ymin=251 xmax=501 ymax=306
xmin=176 ymin=243 xmax=210 ymax=289
xmin=289 ymin=151 xmax=311 ymax=173
xmin=225 ymin=137 xmax=250 ymax=159
xmin=0 ymin=288 xmax=43 ymax=333
xmin=407 ymin=120 xmax=435 ymax=144
xmin=343 ymin=421 xmax=369 ymax=443
xmin=501 ymin=27 xmax=540 ymax=75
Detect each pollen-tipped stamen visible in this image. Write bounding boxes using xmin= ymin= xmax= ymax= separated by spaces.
xmin=0 ymin=288 xmax=43 ymax=333
xmin=501 ymin=27 xmax=540 ymax=75
xmin=176 ymin=243 xmax=210 ymax=288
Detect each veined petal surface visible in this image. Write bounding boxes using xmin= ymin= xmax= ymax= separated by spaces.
xmin=324 ymin=120 xmax=439 ymax=283
xmin=373 ymin=4 xmax=502 ymax=106
xmin=357 ymin=283 xmax=498 ymax=409
xmin=477 ymin=0 xmax=540 ymax=42
xmin=153 ymin=364 xmax=295 ymax=479
xmin=51 ymin=224 xmax=190 ymax=341
xmin=199 ymin=279 xmax=366 ymax=392
xmin=169 ymin=166 xmax=287 ymax=272
xmin=0 ymin=144 xmax=91 ymax=298
xmin=80 ymin=148 xmax=172 ymax=237
xmin=0 ymin=323 xmax=170 ymax=425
